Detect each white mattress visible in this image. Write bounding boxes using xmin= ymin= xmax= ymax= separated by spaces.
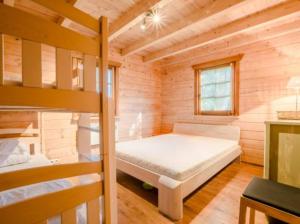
xmin=0 ymin=177 xmax=101 ymax=224
xmin=116 ymin=133 xmax=241 ymax=181
xmin=0 ymin=155 xmax=102 ymax=224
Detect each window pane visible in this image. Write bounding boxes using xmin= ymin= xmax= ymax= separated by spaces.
xmin=215 ymin=82 xmax=231 ymax=97
xmin=107 ymin=68 xmax=113 ymax=98
xmin=96 ymin=68 xmax=113 ymax=95
xmin=201 ymin=66 xmax=231 ymax=85
xmin=200 ymin=64 xmax=233 ymax=112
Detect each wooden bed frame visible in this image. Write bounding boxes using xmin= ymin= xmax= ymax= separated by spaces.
xmin=117 ymin=123 xmax=241 ymax=220
xmin=0 ymin=1 xmax=116 ymax=224
xmin=78 ymin=121 xmax=241 ymax=220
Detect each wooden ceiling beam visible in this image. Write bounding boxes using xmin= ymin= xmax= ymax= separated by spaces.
xmin=2 ymin=0 xmax=14 ymax=6
xmin=57 ymin=0 xmax=77 ymax=26
xmin=164 ymin=18 xmax=300 ymax=68
xmin=121 ymin=0 xmax=244 ymax=56
xmin=144 ymin=0 xmax=300 ymax=62
xmin=30 ymin=0 xmax=99 ymax=32
xmin=109 ymin=0 xmax=171 ymax=41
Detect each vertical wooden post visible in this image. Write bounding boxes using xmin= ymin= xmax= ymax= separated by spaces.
xmin=99 ymin=16 xmax=117 ymax=224
xmin=83 ymin=54 xmax=96 ymax=92
xmin=56 ymin=48 xmax=72 ymax=90
xmin=0 ymin=34 xmax=4 ymax=86
xmin=22 ymin=40 xmax=42 ymax=87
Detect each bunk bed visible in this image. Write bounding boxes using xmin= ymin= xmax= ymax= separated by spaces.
xmin=0 ymin=1 xmax=115 ymax=224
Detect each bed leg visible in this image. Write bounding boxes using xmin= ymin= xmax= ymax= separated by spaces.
xmin=158 ymin=176 xmax=183 ymax=221
xmin=234 ymin=155 xmax=242 ymax=164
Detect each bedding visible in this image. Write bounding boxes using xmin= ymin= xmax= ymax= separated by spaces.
xmin=0 ymin=153 xmax=102 ymax=224
xmin=116 ymin=133 xmax=241 ymax=181
xmin=0 ymin=176 xmax=101 ymax=224
xmin=0 ymin=154 xmax=52 ymax=173
xmin=0 ymin=140 xmax=30 ymax=167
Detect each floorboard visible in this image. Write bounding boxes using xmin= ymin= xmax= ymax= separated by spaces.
xmin=117 ymin=162 xmax=268 ymax=223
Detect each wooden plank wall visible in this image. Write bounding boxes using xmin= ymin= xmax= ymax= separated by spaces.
xmin=110 ymin=48 xmax=163 ymax=141
xmin=0 ymin=112 xmax=38 ymax=129
xmin=41 ymin=112 xmax=78 ymax=162
xmin=160 ymin=31 xmax=300 ymax=165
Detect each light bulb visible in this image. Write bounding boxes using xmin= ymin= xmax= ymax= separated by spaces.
xmin=140 ymin=23 xmax=146 ymax=30
xmin=152 ymin=14 xmax=161 ymax=23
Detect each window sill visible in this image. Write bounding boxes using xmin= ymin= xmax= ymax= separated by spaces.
xmin=194 ymin=113 xmax=239 ymax=118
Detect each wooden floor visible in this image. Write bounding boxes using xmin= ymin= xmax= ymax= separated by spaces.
xmin=117 ymin=162 xmax=268 ymax=224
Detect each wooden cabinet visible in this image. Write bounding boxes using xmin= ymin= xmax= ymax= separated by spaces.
xmin=265 ymin=120 xmax=300 ymax=188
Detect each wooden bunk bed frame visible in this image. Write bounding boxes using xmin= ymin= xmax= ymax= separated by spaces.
xmin=0 ymin=1 xmax=116 ymax=224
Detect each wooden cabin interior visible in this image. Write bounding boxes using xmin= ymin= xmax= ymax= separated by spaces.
xmin=1 ymin=0 xmax=300 ymax=223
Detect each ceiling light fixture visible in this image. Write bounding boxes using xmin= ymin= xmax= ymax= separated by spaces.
xmin=151 ymin=10 xmax=161 ymax=24
xmin=140 ymin=8 xmax=164 ymax=31
xmin=140 ymin=18 xmax=146 ymax=31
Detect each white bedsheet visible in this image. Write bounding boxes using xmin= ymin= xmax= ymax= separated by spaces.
xmin=116 ymin=134 xmax=241 ymax=181
xmin=0 ymin=178 xmax=100 ymax=224
xmin=0 ymin=154 xmax=51 ymax=173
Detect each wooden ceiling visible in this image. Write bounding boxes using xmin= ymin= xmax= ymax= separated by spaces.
xmin=5 ymin=0 xmax=300 ymax=63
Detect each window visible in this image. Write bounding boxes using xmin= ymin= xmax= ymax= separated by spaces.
xmin=96 ymin=61 xmax=121 ymax=116
xmin=72 ymin=57 xmax=84 ymax=89
xmin=193 ymin=55 xmax=242 ymax=116
xmin=109 ymin=64 xmax=120 ymax=116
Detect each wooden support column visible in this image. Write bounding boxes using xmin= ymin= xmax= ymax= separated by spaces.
xmin=99 ymin=16 xmax=117 ymax=224
xmin=0 ymin=34 xmax=3 ymax=86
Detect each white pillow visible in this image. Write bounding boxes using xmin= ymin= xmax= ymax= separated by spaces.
xmin=0 ymin=140 xmax=30 ymax=167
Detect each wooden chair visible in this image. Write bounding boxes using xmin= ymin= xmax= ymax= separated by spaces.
xmin=239 ymin=177 xmax=300 ymax=224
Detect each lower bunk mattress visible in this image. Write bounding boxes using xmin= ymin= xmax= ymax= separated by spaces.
xmin=0 ymin=156 xmax=102 ymax=224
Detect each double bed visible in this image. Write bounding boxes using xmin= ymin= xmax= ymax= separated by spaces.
xmin=116 ymin=123 xmax=241 ymax=220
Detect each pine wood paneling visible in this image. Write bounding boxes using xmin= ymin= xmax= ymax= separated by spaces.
xmin=41 ymin=112 xmax=78 ymax=162
xmin=161 ymin=31 xmax=300 ymax=165
xmin=110 ymin=48 xmax=163 ymax=141
xmin=0 ymin=111 xmax=38 ymax=129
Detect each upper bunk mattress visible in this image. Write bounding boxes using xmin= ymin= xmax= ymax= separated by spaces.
xmin=116 ymin=134 xmax=241 ymax=181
